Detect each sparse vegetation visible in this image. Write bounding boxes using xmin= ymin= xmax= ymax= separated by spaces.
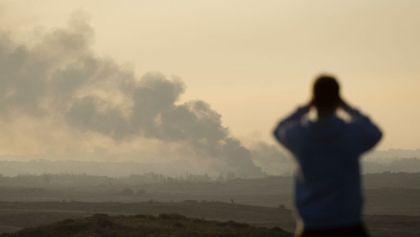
xmin=0 ymin=213 xmax=291 ymax=237
xmin=0 ymin=173 xmax=418 ymax=236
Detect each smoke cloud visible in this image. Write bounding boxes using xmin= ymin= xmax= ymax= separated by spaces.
xmin=0 ymin=13 xmax=264 ymax=177
xmin=249 ymin=142 xmax=294 ymax=176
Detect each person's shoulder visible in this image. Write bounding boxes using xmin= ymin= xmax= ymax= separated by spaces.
xmin=335 ymin=116 xmax=350 ymax=127
xmin=296 ymin=119 xmax=312 ymax=131
xmin=334 ymin=117 xmax=358 ymax=135
xmin=306 ymin=116 xmax=347 ymax=127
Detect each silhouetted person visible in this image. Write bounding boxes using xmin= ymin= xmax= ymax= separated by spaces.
xmin=273 ymin=75 xmax=382 ymax=237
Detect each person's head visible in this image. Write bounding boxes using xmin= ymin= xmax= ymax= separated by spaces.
xmin=312 ymin=75 xmax=341 ymax=115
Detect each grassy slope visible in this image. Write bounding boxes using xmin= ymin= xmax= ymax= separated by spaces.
xmin=0 ymin=213 xmax=292 ymax=237
xmin=0 ymin=201 xmax=419 ymax=236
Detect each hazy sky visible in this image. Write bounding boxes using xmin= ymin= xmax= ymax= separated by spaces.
xmin=1 ymin=0 xmax=420 ymax=152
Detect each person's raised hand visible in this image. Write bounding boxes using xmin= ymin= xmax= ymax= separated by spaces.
xmin=338 ymin=97 xmax=350 ymax=110
xmin=304 ymin=98 xmax=314 ymax=110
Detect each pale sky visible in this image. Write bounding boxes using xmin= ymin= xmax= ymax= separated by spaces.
xmin=1 ymin=0 xmax=420 ymax=150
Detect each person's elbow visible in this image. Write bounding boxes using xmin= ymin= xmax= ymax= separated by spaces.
xmin=272 ymin=125 xmax=283 ymax=144
xmin=373 ymin=127 xmax=383 ymax=145
xmin=375 ymin=127 xmax=383 ymax=142
xmin=272 ymin=124 xmax=299 ymax=153
xmin=367 ymin=125 xmax=383 ymax=150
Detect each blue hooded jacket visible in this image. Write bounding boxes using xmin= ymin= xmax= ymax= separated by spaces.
xmin=273 ymin=106 xmax=382 ymax=229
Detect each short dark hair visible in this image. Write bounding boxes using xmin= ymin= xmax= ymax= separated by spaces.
xmin=313 ymin=75 xmax=340 ymax=110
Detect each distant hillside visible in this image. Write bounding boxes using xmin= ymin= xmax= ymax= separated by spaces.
xmin=0 ymin=213 xmax=291 ymax=237
xmin=0 ymin=153 xmax=419 ymax=177
xmin=0 ymin=173 xmax=419 ymax=215
xmin=363 ymin=158 xmax=420 ymax=173
xmin=365 ymin=149 xmax=420 ymax=161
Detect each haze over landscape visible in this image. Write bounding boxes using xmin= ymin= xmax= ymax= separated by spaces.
xmin=0 ymin=0 xmax=419 ymax=177
xmin=0 ymin=1 xmax=419 ymax=236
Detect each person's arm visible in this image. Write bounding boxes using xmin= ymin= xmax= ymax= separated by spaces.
xmin=273 ymin=103 xmax=311 ymax=152
xmin=341 ymin=100 xmax=383 ymax=153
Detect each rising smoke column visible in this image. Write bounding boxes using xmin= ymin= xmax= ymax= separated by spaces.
xmin=0 ymin=14 xmax=263 ymax=177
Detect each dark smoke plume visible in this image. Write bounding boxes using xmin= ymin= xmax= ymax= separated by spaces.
xmin=0 ymin=14 xmax=263 ymax=177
